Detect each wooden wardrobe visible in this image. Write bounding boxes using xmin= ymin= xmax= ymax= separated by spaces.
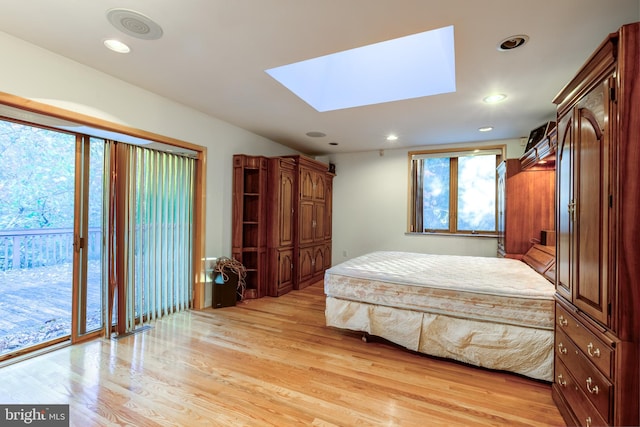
xmin=551 ymin=22 xmax=639 ymax=427
xmin=232 ymin=154 xmax=334 ymax=298
xmin=497 ymin=153 xmax=555 ymax=260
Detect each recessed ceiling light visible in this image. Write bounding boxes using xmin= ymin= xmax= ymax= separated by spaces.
xmin=386 ymin=134 xmax=398 ymax=141
xmin=483 ymin=94 xmax=507 ymax=104
xmin=305 ymin=131 xmax=326 ymax=138
xmin=478 ymin=126 xmax=493 ymax=132
xmin=104 ymin=39 xmax=131 ymax=53
xmin=497 ymin=35 xmax=529 ymax=51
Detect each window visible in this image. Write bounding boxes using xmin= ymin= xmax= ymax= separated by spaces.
xmin=408 ymin=146 xmax=504 ymax=234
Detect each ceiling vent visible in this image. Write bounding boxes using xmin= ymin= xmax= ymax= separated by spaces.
xmin=106 ymin=8 xmax=163 ymax=40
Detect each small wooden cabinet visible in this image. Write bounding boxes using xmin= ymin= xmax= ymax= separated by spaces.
xmin=496 ymin=159 xmax=554 ymax=259
xmin=551 ymin=22 xmax=639 ymax=427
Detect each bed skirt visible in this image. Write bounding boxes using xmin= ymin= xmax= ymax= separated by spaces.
xmin=325 ymin=296 xmax=553 ymax=382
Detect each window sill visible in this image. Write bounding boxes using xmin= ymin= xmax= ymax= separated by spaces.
xmin=405 ymin=232 xmax=497 ymax=238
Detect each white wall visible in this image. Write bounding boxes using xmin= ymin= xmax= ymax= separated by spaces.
xmin=323 ymin=138 xmax=526 ymax=264
xmin=0 ymin=31 xmax=298 ymax=262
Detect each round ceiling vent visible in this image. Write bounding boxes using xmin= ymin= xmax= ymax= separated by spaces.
xmin=497 ymin=35 xmax=529 ymax=51
xmin=305 ymin=131 xmax=326 ymax=138
xmin=106 ymin=8 xmax=163 ymax=40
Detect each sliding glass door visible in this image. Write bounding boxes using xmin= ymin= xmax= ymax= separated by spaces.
xmin=0 ymin=111 xmax=196 ymax=358
xmin=0 ymin=119 xmax=103 ymax=357
xmin=72 ymin=136 xmax=105 ymax=341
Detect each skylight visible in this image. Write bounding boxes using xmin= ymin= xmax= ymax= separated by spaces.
xmin=265 ymin=25 xmax=456 ymax=112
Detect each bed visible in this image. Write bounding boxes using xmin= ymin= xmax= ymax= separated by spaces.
xmin=324 ymin=247 xmax=556 ymax=381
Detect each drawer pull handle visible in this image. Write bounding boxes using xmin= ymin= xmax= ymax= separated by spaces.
xmin=586 ymin=377 xmax=599 ymax=395
xmin=557 ymin=342 xmax=567 ymax=354
xmin=587 ymin=342 xmax=601 ymax=358
xmin=557 ymin=374 xmax=567 ymax=387
xmin=558 ymin=315 xmax=568 ymax=327
xmin=586 ymin=416 xmax=592 ymax=427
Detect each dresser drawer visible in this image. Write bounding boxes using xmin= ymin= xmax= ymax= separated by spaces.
xmin=555 ymin=357 xmax=609 ymax=427
xmin=556 ymin=303 xmax=613 ymax=378
xmin=556 ymin=329 xmax=612 ymax=422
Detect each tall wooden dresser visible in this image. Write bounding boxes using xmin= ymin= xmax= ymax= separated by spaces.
xmin=551 ymin=22 xmax=639 ymax=427
xmin=282 ymin=155 xmax=334 ymax=290
xmin=233 ymin=154 xmax=334 ymax=297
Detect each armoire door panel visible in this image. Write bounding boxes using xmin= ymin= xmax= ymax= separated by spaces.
xmin=313 ymin=245 xmax=325 ymax=275
xmin=298 ymin=247 xmax=314 ymax=283
xmin=575 ymin=85 xmax=609 ymax=325
xmin=324 ymin=179 xmax=333 ymax=240
xmin=299 ymin=201 xmax=314 ymax=244
xmin=313 ymin=203 xmax=325 ymax=241
xmin=313 ymin=172 xmax=325 ymax=201
xmin=300 ymin=168 xmax=314 ymax=200
xmin=277 ymin=249 xmax=294 ymax=293
xmin=323 ymin=243 xmax=332 ymax=269
xmin=278 ymin=169 xmax=295 ymax=247
xmin=556 ymin=113 xmax=573 ymax=301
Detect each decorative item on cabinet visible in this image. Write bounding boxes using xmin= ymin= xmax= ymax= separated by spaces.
xmin=496 ymin=159 xmax=554 ymax=259
xmin=520 ymin=124 xmax=557 ymax=170
xmin=525 ymin=121 xmax=555 ymax=152
xmin=551 ymin=22 xmax=639 ymax=427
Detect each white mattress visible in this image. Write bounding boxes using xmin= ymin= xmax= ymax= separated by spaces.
xmin=324 ymin=251 xmax=555 ymax=330
xmin=324 ymin=251 xmax=555 ymax=381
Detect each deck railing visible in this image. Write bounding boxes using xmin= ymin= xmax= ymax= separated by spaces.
xmin=0 ymin=227 xmax=102 ymax=271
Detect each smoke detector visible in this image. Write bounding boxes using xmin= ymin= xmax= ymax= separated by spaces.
xmin=106 ymin=8 xmax=163 ymax=40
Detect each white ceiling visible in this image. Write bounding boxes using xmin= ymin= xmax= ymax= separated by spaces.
xmin=0 ymin=1 xmax=638 ymax=155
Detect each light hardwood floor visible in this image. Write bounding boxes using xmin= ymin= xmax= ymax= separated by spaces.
xmin=0 ymin=281 xmax=565 ymax=426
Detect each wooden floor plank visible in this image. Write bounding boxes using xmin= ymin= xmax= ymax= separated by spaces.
xmin=0 ymin=281 xmax=565 ymax=426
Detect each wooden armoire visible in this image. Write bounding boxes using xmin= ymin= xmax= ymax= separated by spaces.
xmin=496 ymin=155 xmax=555 ymax=259
xmin=551 ymin=22 xmax=639 ymax=427
xmin=279 ymin=155 xmax=334 ymax=291
xmin=232 ymin=154 xmax=334 ymax=298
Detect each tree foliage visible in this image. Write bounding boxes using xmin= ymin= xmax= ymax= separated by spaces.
xmin=0 ymin=120 xmax=104 ymax=230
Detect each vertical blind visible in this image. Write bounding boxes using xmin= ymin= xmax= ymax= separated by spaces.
xmin=104 ymin=141 xmax=194 ymax=337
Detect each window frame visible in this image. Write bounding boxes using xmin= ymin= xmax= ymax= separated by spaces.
xmin=407 ymin=145 xmax=505 ymax=235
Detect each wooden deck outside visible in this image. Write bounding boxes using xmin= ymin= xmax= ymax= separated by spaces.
xmin=0 ymin=262 xmax=101 ymax=356
xmin=0 ymin=281 xmax=565 ymax=426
